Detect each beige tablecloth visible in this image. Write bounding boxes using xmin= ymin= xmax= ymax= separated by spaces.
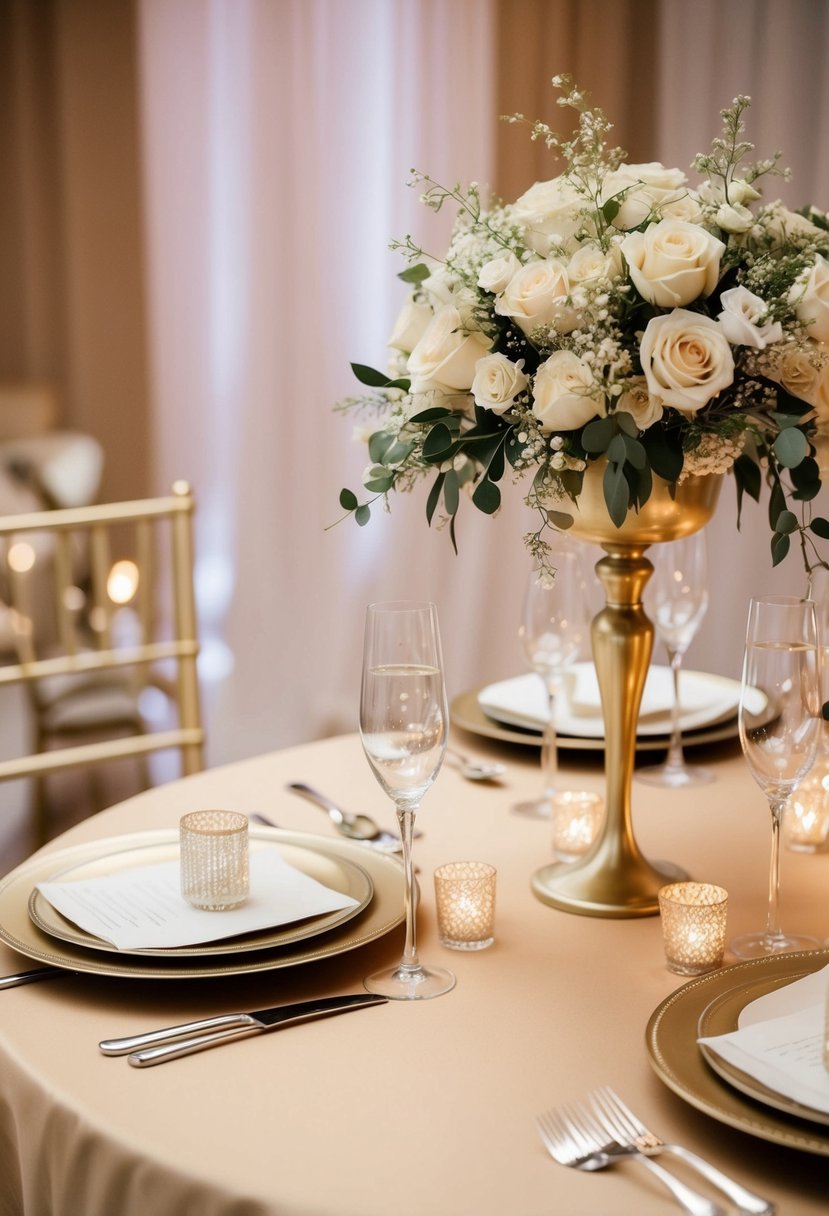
xmin=1 ymin=731 xmax=828 ymax=1215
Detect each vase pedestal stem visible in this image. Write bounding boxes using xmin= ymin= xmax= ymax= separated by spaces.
xmin=532 ymin=544 xmax=688 ymax=917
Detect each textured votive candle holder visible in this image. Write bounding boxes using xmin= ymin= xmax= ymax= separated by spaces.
xmin=784 ymin=773 xmax=829 ymax=852
xmin=180 ymin=810 xmax=249 ymax=911
xmin=551 ymin=790 xmax=604 ymax=861
xmin=434 ymin=861 xmax=496 ymax=951
xmin=658 ymin=882 xmax=728 ymax=976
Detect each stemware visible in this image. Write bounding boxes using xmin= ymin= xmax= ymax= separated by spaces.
xmin=513 ymin=545 xmax=590 ymax=819
xmin=359 ymin=600 xmax=455 ymax=999
xmin=638 ymin=533 xmax=713 ymax=788
xmin=731 ymin=596 xmax=821 ymax=959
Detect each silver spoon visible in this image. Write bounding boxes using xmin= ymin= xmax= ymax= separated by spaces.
xmin=284 ymin=783 xmax=419 ymax=847
xmin=445 ymin=747 xmax=506 ymax=782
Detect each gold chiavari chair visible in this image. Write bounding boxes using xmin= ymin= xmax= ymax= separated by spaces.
xmin=0 ymin=480 xmax=204 ymax=845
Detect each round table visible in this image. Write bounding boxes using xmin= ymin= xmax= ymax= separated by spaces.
xmin=1 ymin=731 xmax=827 ymax=1215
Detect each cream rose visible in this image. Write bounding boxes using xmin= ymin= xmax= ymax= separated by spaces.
xmin=407 ymin=305 xmax=492 ymax=394
xmin=601 ymin=162 xmax=688 ymax=230
xmin=717 ymin=286 xmax=783 ymax=349
xmin=616 ymin=377 xmax=664 ymax=429
xmin=471 ymin=354 xmax=529 ymax=414
xmin=388 ymin=297 xmax=434 ymax=353
xmin=767 ymin=341 xmax=829 ymax=418
xmin=532 ymin=351 xmax=605 ymax=432
xmin=639 ymin=309 xmax=735 ymax=414
xmin=622 ymin=220 xmax=725 ymax=308
xmin=567 ymin=243 xmax=622 ymax=283
xmin=495 ymin=260 xmax=580 ymax=336
xmin=511 ymin=176 xmax=585 ymax=255
xmin=477 ymin=251 xmax=522 ymax=294
xmin=791 ymin=255 xmax=829 ymax=343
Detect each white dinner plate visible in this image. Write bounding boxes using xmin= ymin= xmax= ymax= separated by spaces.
xmin=477 ymin=665 xmax=765 ymax=739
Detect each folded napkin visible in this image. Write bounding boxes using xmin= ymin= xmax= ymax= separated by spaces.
xmin=698 ymin=964 xmax=829 ymax=1116
xmin=37 ymin=848 xmax=361 ymax=950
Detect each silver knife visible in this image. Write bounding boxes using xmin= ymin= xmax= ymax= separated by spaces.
xmin=99 ymin=993 xmax=388 ymax=1068
xmin=0 ymin=966 xmax=67 ymax=990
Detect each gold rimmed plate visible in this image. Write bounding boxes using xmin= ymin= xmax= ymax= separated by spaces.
xmin=0 ymin=827 xmax=405 ymax=980
xmin=27 ymin=830 xmax=373 ymax=958
xmin=646 ymin=949 xmax=829 ymax=1155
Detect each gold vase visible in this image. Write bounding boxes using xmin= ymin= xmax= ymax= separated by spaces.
xmin=531 ymin=463 xmax=723 ymax=917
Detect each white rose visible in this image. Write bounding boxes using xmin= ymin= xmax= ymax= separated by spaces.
xmin=616 ymin=377 xmax=664 ymax=429
xmin=532 ymin=351 xmax=605 ymax=432
xmin=658 ymin=192 xmax=704 ymax=224
xmin=791 ymin=255 xmax=829 ymax=343
xmin=407 ymin=305 xmax=493 ymax=394
xmin=717 ymin=287 xmax=783 ymax=349
xmin=767 ymin=341 xmax=829 ymax=418
xmin=639 ymin=309 xmax=735 ymax=414
xmin=715 ymin=202 xmax=755 ymax=233
xmin=495 ymin=259 xmax=580 ymax=336
xmin=698 ymin=178 xmax=761 ymax=207
xmin=759 ymin=202 xmax=827 ymax=246
xmin=622 ymin=219 xmax=725 ymax=308
xmin=567 ymin=243 xmax=622 ymax=283
xmin=388 ymin=297 xmax=434 ymax=353
xmin=471 ymin=354 xmax=529 ymax=414
xmin=511 ymin=176 xmax=585 ymax=255
xmin=601 ymin=162 xmax=688 ymax=229
xmin=477 ymin=251 xmax=522 ymax=294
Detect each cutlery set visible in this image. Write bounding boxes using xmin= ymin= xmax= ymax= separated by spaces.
xmin=537 ymin=1086 xmax=774 ymax=1215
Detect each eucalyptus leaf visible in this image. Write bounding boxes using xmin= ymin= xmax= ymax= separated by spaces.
xmin=773 ymin=426 xmax=808 ymax=468
xmin=339 ymin=488 xmax=358 ymax=511
xmin=774 ymin=509 xmax=798 ymax=535
xmin=810 ymin=517 xmax=829 ymax=540
xmin=603 ymin=460 xmax=630 ymax=528
xmin=397 ymin=263 xmax=430 ymax=284
xmin=351 ymin=362 xmax=395 ymax=388
xmin=363 ymin=468 xmax=394 ymax=493
xmin=733 ymin=453 xmax=762 ymax=502
xmin=641 ymin=426 xmax=683 ymax=483
xmin=768 ymin=480 xmax=787 ymax=529
xmin=354 ymin=505 xmax=371 ymax=527
xmin=426 ymin=471 xmax=445 ymax=526
xmin=383 ymin=439 xmax=415 ymax=465
xmin=472 ymin=478 xmax=501 ymax=514
xmin=368 ymin=431 xmax=394 ymax=463
xmin=443 ymin=468 xmax=460 ymax=516
xmin=409 ymin=406 xmax=453 ymax=423
xmin=771 ymin=531 xmax=790 ymax=566
xmin=622 ymin=434 xmax=647 ymax=470
xmin=422 ymin=423 xmax=455 ymax=461
xmin=607 ymin=434 xmax=627 ymax=464
xmin=615 ymin=411 xmax=639 ymax=438
xmin=581 ymin=416 xmax=613 ymax=454
xmin=548 ymin=511 xmax=574 ymax=530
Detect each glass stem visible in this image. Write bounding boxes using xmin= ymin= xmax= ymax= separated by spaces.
xmin=396 ymin=805 xmax=419 ymax=970
xmin=664 ymin=648 xmax=685 ymax=770
xmin=541 ymin=680 xmax=558 ymax=799
xmin=765 ymin=796 xmax=787 ymax=947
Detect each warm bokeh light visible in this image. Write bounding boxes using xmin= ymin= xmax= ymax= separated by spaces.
xmin=107 ymin=559 xmax=139 ymax=605
xmin=7 ymin=542 xmax=36 ymax=573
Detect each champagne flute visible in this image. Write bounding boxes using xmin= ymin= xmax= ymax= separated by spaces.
xmin=731 ymin=596 xmax=821 ymax=959
xmin=638 ymin=533 xmax=713 ymax=787
xmin=359 ymin=601 xmax=455 ymax=1000
xmin=513 ymin=546 xmax=590 ymax=819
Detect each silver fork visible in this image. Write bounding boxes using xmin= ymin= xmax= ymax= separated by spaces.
xmin=590 ymin=1086 xmax=775 ymax=1215
xmin=537 ymin=1102 xmax=726 ymax=1216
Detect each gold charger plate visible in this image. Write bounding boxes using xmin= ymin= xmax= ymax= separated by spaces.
xmin=450 ymin=687 xmax=742 ymax=752
xmin=27 ymin=830 xmax=373 ymax=958
xmin=646 ymin=949 xmax=829 ymax=1155
xmin=697 ymin=969 xmax=829 ymax=1129
xmin=0 ymin=827 xmax=405 ymax=980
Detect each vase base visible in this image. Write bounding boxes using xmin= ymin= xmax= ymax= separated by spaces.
xmin=531 ymin=855 xmax=688 ymax=918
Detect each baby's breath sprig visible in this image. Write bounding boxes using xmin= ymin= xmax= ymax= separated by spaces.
xmin=693 ymin=95 xmax=789 ymax=198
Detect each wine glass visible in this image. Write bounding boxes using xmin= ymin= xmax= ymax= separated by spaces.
xmin=359 ymin=601 xmax=455 ymax=999
xmin=513 ymin=545 xmax=590 ymax=819
xmin=638 ymin=532 xmax=713 ymax=787
xmin=731 ymin=595 xmax=822 ymax=959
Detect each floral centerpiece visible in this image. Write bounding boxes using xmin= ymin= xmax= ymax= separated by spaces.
xmin=337 ymin=76 xmax=829 ymax=582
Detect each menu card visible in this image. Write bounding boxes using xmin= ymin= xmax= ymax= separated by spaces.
xmin=37 ymin=848 xmax=361 ymax=950
xmin=698 ymin=964 xmax=829 ymax=1115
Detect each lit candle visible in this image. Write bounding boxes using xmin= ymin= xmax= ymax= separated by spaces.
xmin=551 ymin=791 xmax=604 ymax=861
xmin=784 ymin=771 xmax=829 ymax=851
xmin=658 ymin=882 xmax=728 ymax=976
xmin=434 ymin=861 xmax=496 ymax=951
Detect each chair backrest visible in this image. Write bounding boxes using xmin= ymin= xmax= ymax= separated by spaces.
xmin=0 ymin=480 xmax=204 ymax=783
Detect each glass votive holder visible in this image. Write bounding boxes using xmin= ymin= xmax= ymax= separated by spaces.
xmin=658 ymin=882 xmax=728 ymax=976
xmin=180 ymin=810 xmax=249 ymax=910
xmin=551 ymin=790 xmax=604 ymax=861
xmin=784 ymin=770 xmax=829 ymax=852
xmin=434 ymin=861 xmax=496 ymax=951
